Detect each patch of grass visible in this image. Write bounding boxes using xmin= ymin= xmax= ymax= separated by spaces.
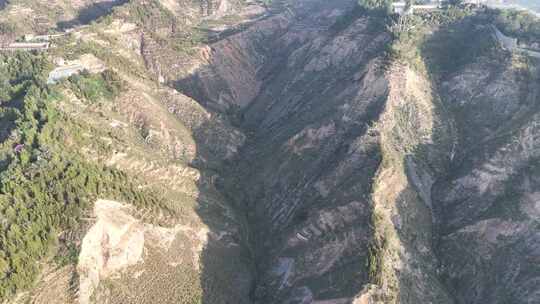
xmin=65 ymin=69 xmax=125 ymax=103
xmin=114 ymin=0 xmax=208 ymax=54
xmin=367 ymin=209 xmax=388 ymax=285
xmin=121 ymin=0 xmax=175 ymax=28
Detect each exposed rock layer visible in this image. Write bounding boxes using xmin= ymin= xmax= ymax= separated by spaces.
xmin=177 ymin=1 xmax=540 ymax=303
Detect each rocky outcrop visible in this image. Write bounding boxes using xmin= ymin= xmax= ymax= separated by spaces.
xmin=78 ymin=200 xmax=145 ymax=304
xmin=77 ymin=199 xmax=228 ymax=304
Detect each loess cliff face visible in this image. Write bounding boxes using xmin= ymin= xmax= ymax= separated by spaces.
xmin=2 ymin=0 xmax=540 ymax=303
xmin=179 ymin=0 xmax=391 ymax=302
xmin=433 ymin=44 xmax=540 ymax=304
xmin=176 ymin=0 xmax=540 ymax=303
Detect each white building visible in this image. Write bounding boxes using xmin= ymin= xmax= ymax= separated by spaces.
xmin=392 ymin=0 xmax=446 ymax=15
xmin=0 ymin=42 xmax=50 ymax=51
xmin=392 ymin=2 xmax=410 ymax=15
xmin=462 ymin=0 xmax=489 ymax=5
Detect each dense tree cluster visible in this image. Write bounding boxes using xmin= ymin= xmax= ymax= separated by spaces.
xmin=0 ymin=52 xmax=166 ymax=299
xmin=122 ymin=0 xmax=175 ymax=29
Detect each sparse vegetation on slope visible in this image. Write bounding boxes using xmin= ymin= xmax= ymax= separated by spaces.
xmin=0 ymin=52 xmax=172 ymax=300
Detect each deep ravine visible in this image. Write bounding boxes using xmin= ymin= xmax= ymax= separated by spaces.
xmin=174 ymin=1 xmax=540 ymax=303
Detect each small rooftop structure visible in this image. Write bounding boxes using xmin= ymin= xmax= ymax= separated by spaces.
xmin=392 ymin=2 xmax=411 ymax=15
xmin=392 ymin=0 xmax=446 ymax=15
xmin=414 ymin=4 xmax=440 ymax=10
xmin=47 ymin=54 xmax=106 ymax=84
xmin=24 ymin=33 xmax=67 ymax=42
xmin=462 ymin=0 xmax=488 ymax=5
xmin=0 ymin=42 xmax=50 ymax=51
xmin=0 ymin=31 xmax=70 ymax=52
xmin=47 ymin=64 xmax=85 ymax=84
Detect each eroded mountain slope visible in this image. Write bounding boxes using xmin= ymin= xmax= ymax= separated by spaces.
xmin=0 ymin=0 xmax=539 ymax=303
xmin=177 ymin=1 xmax=540 ymax=303
xmin=431 ymin=28 xmax=540 ymax=304
xmin=178 ymin=0 xmax=454 ymax=302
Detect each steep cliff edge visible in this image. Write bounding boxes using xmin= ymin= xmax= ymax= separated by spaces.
xmin=177 ymin=0 xmax=452 ymax=302
xmin=177 ymin=1 xmax=540 ymax=303
xmin=430 ymin=23 xmax=540 ymax=304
